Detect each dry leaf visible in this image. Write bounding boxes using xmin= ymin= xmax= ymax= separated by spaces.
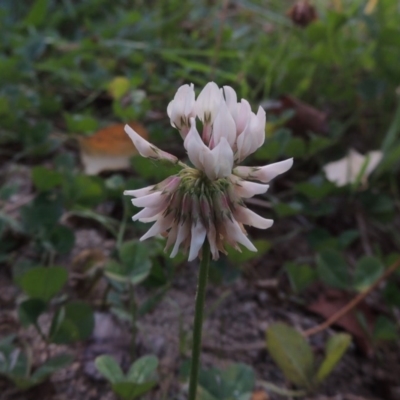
xmin=323 ymin=149 xmax=382 ymax=187
xmin=267 ymin=95 xmax=328 ymax=135
xmin=308 ymin=289 xmax=376 ymax=356
xmin=78 ymin=122 xmax=148 ymax=175
xmin=251 ymin=390 xmax=270 ymax=400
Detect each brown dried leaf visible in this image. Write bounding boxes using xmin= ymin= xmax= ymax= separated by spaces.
xmin=251 ymin=390 xmax=270 ymax=400
xmin=268 ymin=95 xmax=328 ymax=135
xmin=78 ymin=122 xmax=148 ymax=175
xmin=307 ymin=289 xmax=376 ymax=356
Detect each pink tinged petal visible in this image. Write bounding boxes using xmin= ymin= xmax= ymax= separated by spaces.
xmin=195 ymin=82 xmax=222 ymax=124
xmin=164 ymin=224 xmax=179 ymax=251
xmin=184 ymin=119 xmax=218 ymax=179
xmin=170 ymin=221 xmax=190 ymax=258
xmin=131 ymin=191 xmax=163 ymax=208
xmin=124 ymin=185 xmax=155 ymax=198
xmin=222 ymin=86 xmax=238 ymax=121
xmin=234 ymin=206 xmax=273 ymax=229
xmin=212 ymin=98 xmax=236 ymax=148
xmin=233 ymin=158 xmax=293 ymax=183
xmin=235 ymin=99 xmax=251 ymax=135
xmin=209 ymin=138 xmax=234 ymax=179
xmin=125 ymin=124 xmax=177 ymax=163
xmin=236 ymin=108 xmax=265 ymax=162
xmin=231 ymin=177 xmax=269 ymax=198
xmin=162 ymin=176 xmax=181 ymax=193
xmin=132 ymin=201 xmax=167 ymax=221
xmin=224 ymin=218 xmax=257 ymax=252
xmin=188 ymin=221 xmax=207 ymax=261
xmin=206 ymin=223 xmax=219 ymax=260
xmin=255 ymin=106 xmax=266 ymax=148
xmin=140 ymin=213 xmax=174 ymax=241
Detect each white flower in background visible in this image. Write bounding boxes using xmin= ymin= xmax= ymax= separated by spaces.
xmin=323 ymin=149 xmax=382 ymax=187
xmin=124 ymin=82 xmax=293 ymax=261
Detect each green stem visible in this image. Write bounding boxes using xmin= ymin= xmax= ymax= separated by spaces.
xmin=129 ymin=283 xmax=137 ymax=360
xmin=188 ymin=241 xmax=210 ymax=400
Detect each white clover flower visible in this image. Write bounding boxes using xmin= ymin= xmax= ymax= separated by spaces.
xmin=124 ymin=82 xmax=293 ymax=261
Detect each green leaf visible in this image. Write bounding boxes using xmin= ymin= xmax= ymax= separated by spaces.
xmin=18 ymin=298 xmax=47 ymax=327
xmin=47 ymin=225 xmax=75 ymax=255
xmin=63 ymin=175 xmax=105 ymax=208
xmin=108 ymin=77 xmax=131 ymax=100
xmin=338 ymin=230 xmax=359 ymax=249
xmin=24 ymin=0 xmax=49 ymax=27
xmin=67 ymin=207 xmax=119 ymax=237
xmin=112 ymin=381 xmax=157 ymax=400
xmin=21 ymin=192 xmax=63 ymax=233
xmin=227 ymin=239 xmax=271 ymax=265
xmin=126 ymin=355 xmax=158 ymax=383
xmin=266 ymin=323 xmax=314 ymax=389
xmin=383 ymin=281 xmax=400 ymax=307
xmin=198 ymin=363 xmax=255 ymax=400
xmin=353 ymin=256 xmax=383 ymax=292
xmin=317 ymin=250 xmax=350 ymax=290
xmin=49 ymin=301 xmax=94 ymax=344
xmin=19 ymin=266 xmax=68 ymax=302
xmin=31 ymin=354 xmax=73 ymax=383
xmin=105 ymin=240 xmax=152 ymax=285
xmin=95 ymin=355 xmax=124 ymax=384
xmin=373 ymin=316 xmax=398 ymax=341
xmin=64 ymin=113 xmax=99 ymax=134
xmin=316 ymin=333 xmax=351 ymax=383
xmin=32 ymin=167 xmax=63 ymax=191
xmin=285 ymin=263 xmax=317 ymax=293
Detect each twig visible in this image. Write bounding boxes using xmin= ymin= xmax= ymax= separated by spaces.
xmin=304 ymin=257 xmax=400 ymax=337
xmin=245 ymin=197 xmax=272 ymax=208
xmin=355 ymin=209 xmax=372 ymax=256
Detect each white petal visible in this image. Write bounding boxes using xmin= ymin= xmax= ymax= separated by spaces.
xmin=255 ymin=106 xmax=266 ymax=148
xmin=230 ymin=176 xmax=269 ymax=198
xmin=212 ymin=98 xmax=236 ymax=148
xmin=209 ymin=138 xmax=234 ymax=179
xmin=224 ymin=218 xmax=257 ymax=252
xmin=235 ymin=99 xmax=251 ymax=135
xmin=167 ymin=84 xmax=196 ymax=135
xmin=364 ymin=150 xmax=382 ymax=176
xmin=234 ymin=206 xmax=273 ymax=229
xmin=131 ymin=191 xmax=163 ymax=208
xmin=223 ymin=86 xmax=238 ymax=120
xmin=184 ymin=119 xmax=214 ymax=174
xmin=188 ymin=221 xmax=207 ymax=261
xmin=165 ymin=224 xmax=179 ymax=251
xmin=124 ymin=185 xmax=155 ymax=198
xmin=234 ymin=158 xmax=293 ymax=183
xmin=195 ymin=82 xmax=222 ymax=124
xmin=207 ymin=222 xmax=219 ymax=260
xmin=132 ymin=202 xmax=167 ymax=221
xmin=236 ymin=107 xmax=266 ymax=162
xmin=323 ymin=158 xmax=350 ymax=186
xmin=140 ymin=214 xmax=174 ymax=241
xmin=170 ymin=221 xmax=190 ymax=258
xmin=125 ymin=124 xmax=177 ymax=163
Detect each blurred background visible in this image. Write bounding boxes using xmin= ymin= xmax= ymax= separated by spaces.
xmin=1 ymin=0 xmax=400 ymax=399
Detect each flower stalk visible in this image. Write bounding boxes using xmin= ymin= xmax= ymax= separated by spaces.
xmin=188 ymin=240 xmax=210 ymax=400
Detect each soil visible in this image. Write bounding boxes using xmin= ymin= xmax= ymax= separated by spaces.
xmin=1 ymin=166 xmax=400 ymax=400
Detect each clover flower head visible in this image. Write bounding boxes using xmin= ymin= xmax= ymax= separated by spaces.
xmin=124 ymin=82 xmax=293 ymax=261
